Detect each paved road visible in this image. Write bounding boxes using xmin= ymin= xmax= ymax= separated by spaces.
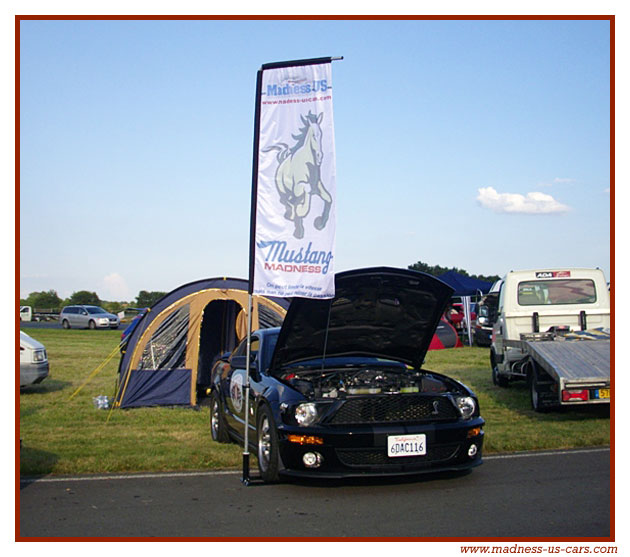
xmin=19 ymin=448 xmax=610 ymax=538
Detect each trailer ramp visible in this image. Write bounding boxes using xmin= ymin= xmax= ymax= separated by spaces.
xmin=524 ymin=338 xmax=610 ymax=385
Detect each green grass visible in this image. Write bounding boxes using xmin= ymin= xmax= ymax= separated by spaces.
xmin=19 ymin=330 xmax=610 ymax=477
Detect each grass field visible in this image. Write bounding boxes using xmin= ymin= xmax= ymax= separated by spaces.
xmin=19 ymin=328 xmax=610 ymax=476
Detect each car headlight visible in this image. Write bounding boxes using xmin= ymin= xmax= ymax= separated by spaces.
xmin=455 ymin=396 xmax=476 ymax=419
xmin=295 ymin=402 xmax=318 ymax=427
xmin=32 ymin=349 xmax=46 ymax=363
xmin=98 ymin=317 xmax=109 ymax=324
xmin=478 ymin=316 xmax=488 ymax=325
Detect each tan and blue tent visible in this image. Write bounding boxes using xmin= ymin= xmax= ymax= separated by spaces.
xmin=114 ymin=277 xmax=289 ymax=408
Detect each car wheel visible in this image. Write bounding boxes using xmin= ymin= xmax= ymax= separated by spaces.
xmin=88 ymin=320 xmax=96 ymax=330
xmin=62 ymin=319 xmax=70 ymax=329
xmin=491 ymin=352 xmax=509 ymax=387
xmin=210 ymin=390 xmax=230 ymax=443
xmin=257 ymin=404 xmax=280 ymax=483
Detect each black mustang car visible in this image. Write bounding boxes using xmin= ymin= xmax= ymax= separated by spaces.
xmin=210 ymin=267 xmax=484 ymax=482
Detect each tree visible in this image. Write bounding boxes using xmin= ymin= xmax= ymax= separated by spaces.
xmin=67 ymin=290 xmax=101 ymax=305
xmin=135 ymin=290 xmax=167 ymax=308
xmin=408 ymin=260 xmax=500 ymax=284
xmin=22 ymin=290 xmax=63 ymax=309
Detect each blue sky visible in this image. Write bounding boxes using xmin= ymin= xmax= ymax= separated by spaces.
xmin=19 ymin=18 xmax=611 ymax=301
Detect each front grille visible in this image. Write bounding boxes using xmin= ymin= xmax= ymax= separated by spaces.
xmin=337 ymin=445 xmax=459 ymax=468
xmin=328 ymin=395 xmax=459 ymax=425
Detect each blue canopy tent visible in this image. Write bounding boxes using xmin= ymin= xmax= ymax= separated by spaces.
xmin=438 ymin=271 xmax=493 ymax=345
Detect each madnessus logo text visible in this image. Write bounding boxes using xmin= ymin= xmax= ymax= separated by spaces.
xmin=266 ymin=79 xmax=328 ymax=97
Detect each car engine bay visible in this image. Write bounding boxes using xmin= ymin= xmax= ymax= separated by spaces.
xmin=280 ymin=366 xmax=456 ymax=399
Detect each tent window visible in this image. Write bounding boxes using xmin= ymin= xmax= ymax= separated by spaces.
xmin=258 ymin=303 xmax=284 ymax=329
xmin=139 ymin=305 xmax=190 ymax=370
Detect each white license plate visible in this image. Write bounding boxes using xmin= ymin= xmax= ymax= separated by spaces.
xmin=387 ymin=434 xmax=426 ymax=458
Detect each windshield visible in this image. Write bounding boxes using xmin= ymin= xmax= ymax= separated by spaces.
xmin=261 ymin=332 xmax=280 ymax=372
xmin=517 ymin=280 xmax=597 ymax=306
xmin=86 ymin=307 xmax=107 ymax=314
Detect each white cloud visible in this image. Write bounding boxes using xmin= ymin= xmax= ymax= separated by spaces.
xmin=477 ymin=187 xmax=570 ymax=214
xmin=101 ymin=273 xmax=132 ymax=301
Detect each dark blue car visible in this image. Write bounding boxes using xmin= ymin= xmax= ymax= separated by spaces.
xmin=210 ymin=267 xmax=485 ymax=482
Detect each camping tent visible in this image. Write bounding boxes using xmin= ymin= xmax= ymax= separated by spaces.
xmin=114 ymin=277 xmax=289 ymax=408
xmin=437 ymin=271 xmax=493 ymax=297
xmin=438 ymin=271 xmax=493 ymax=346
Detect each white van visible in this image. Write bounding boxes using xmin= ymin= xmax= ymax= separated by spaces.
xmin=20 ymin=331 xmax=49 ymax=387
xmin=491 ymin=268 xmax=610 ymax=410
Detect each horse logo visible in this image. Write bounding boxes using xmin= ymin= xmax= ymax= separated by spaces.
xmin=263 ymin=111 xmax=333 ymax=239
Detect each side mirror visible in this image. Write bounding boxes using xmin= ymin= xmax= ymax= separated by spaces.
xmin=230 ymin=353 xmax=260 ymax=382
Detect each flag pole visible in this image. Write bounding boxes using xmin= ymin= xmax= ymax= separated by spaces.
xmin=243 ymin=66 xmax=264 ymax=485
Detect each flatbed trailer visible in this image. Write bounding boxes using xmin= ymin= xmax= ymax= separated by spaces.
xmin=503 ymin=331 xmax=610 ymax=411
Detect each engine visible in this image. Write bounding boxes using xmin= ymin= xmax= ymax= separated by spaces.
xmin=281 ymin=367 xmax=451 ymax=399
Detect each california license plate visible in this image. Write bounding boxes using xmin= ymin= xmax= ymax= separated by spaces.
xmin=598 ymin=389 xmax=610 ymax=400
xmin=387 ymin=434 xmax=426 ymax=458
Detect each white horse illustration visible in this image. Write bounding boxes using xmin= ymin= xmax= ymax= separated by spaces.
xmin=263 ymin=111 xmax=332 ymax=239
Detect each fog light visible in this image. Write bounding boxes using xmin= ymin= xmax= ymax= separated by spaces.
xmin=468 ymin=444 xmax=478 ymax=458
xmin=303 ymin=452 xmax=323 ymax=468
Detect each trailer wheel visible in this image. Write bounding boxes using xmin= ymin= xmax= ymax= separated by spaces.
xmin=528 ymin=360 xmax=555 ymax=413
xmin=491 ymin=351 xmax=509 ymax=387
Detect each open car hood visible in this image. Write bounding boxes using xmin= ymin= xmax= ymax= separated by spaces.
xmin=269 ymin=267 xmax=454 ymax=372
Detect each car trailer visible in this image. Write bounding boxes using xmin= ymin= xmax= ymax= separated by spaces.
xmin=504 ymin=329 xmax=610 ymax=412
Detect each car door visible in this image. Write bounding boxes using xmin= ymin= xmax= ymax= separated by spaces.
xmin=77 ymin=307 xmax=90 ymax=328
xmin=67 ymin=307 xmax=79 ymax=327
xmin=223 ymin=336 xmax=261 ymax=438
xmin=492 ymin=283 xmax=506 ymax=365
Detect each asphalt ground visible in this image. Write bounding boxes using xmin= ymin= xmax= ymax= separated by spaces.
xmin=19 ymin=447 xmax=611 ymax=539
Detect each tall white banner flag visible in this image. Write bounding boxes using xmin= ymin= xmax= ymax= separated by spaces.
xmin=253 ymin=62 xmax=337 ymax=299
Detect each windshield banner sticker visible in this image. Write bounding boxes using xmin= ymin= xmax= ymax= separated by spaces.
xmin=254 ymin=62 xmax=337 ymax=299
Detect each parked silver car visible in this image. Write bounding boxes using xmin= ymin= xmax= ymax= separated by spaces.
xmin=59 ymin=305 xmax=120 ymax=329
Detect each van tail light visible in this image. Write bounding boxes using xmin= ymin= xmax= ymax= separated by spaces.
xmin=562 ymin=389 xmax=589 ymax=402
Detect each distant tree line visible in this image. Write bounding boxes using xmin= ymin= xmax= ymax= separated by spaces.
xmin=408 ymin=261 xmax=500 ymax=284
xmin=19 ymin=289 xmax=167 ymax=314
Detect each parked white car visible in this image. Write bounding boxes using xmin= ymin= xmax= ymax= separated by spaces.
xmin=20 ymin=331 xmax=49 ymax=387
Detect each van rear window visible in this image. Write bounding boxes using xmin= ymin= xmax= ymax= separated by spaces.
xmin=517 ymin=280 xmax=596 ymax=306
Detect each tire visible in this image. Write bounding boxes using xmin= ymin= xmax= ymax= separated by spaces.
xmin=62 ymin=319 xmax=70 ymax=329
xmin=88 ymin=320 xmax=96 ymax=330
xmin=209 ymin=390 xmax=230 ymax=443
xmin=257 ymin=404 xmax=280 ymax=483
xmin=491 ymin=351 xmax=509 ymax=387
xmin=528 ymin=360 xmax=553 ymax=413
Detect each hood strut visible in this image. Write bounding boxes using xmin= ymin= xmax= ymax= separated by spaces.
xmin=320 ymin=298 xmax=334 ymax=371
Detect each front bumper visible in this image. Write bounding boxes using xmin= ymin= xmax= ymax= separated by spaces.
xmin=276 ymin=418 xmax=485 ymax=478
xmin=20 ymin=361 xmax=49 ymax=387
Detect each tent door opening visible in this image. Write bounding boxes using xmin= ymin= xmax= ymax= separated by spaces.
xmin=196 ymin=300 xmax=243 ymax=397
